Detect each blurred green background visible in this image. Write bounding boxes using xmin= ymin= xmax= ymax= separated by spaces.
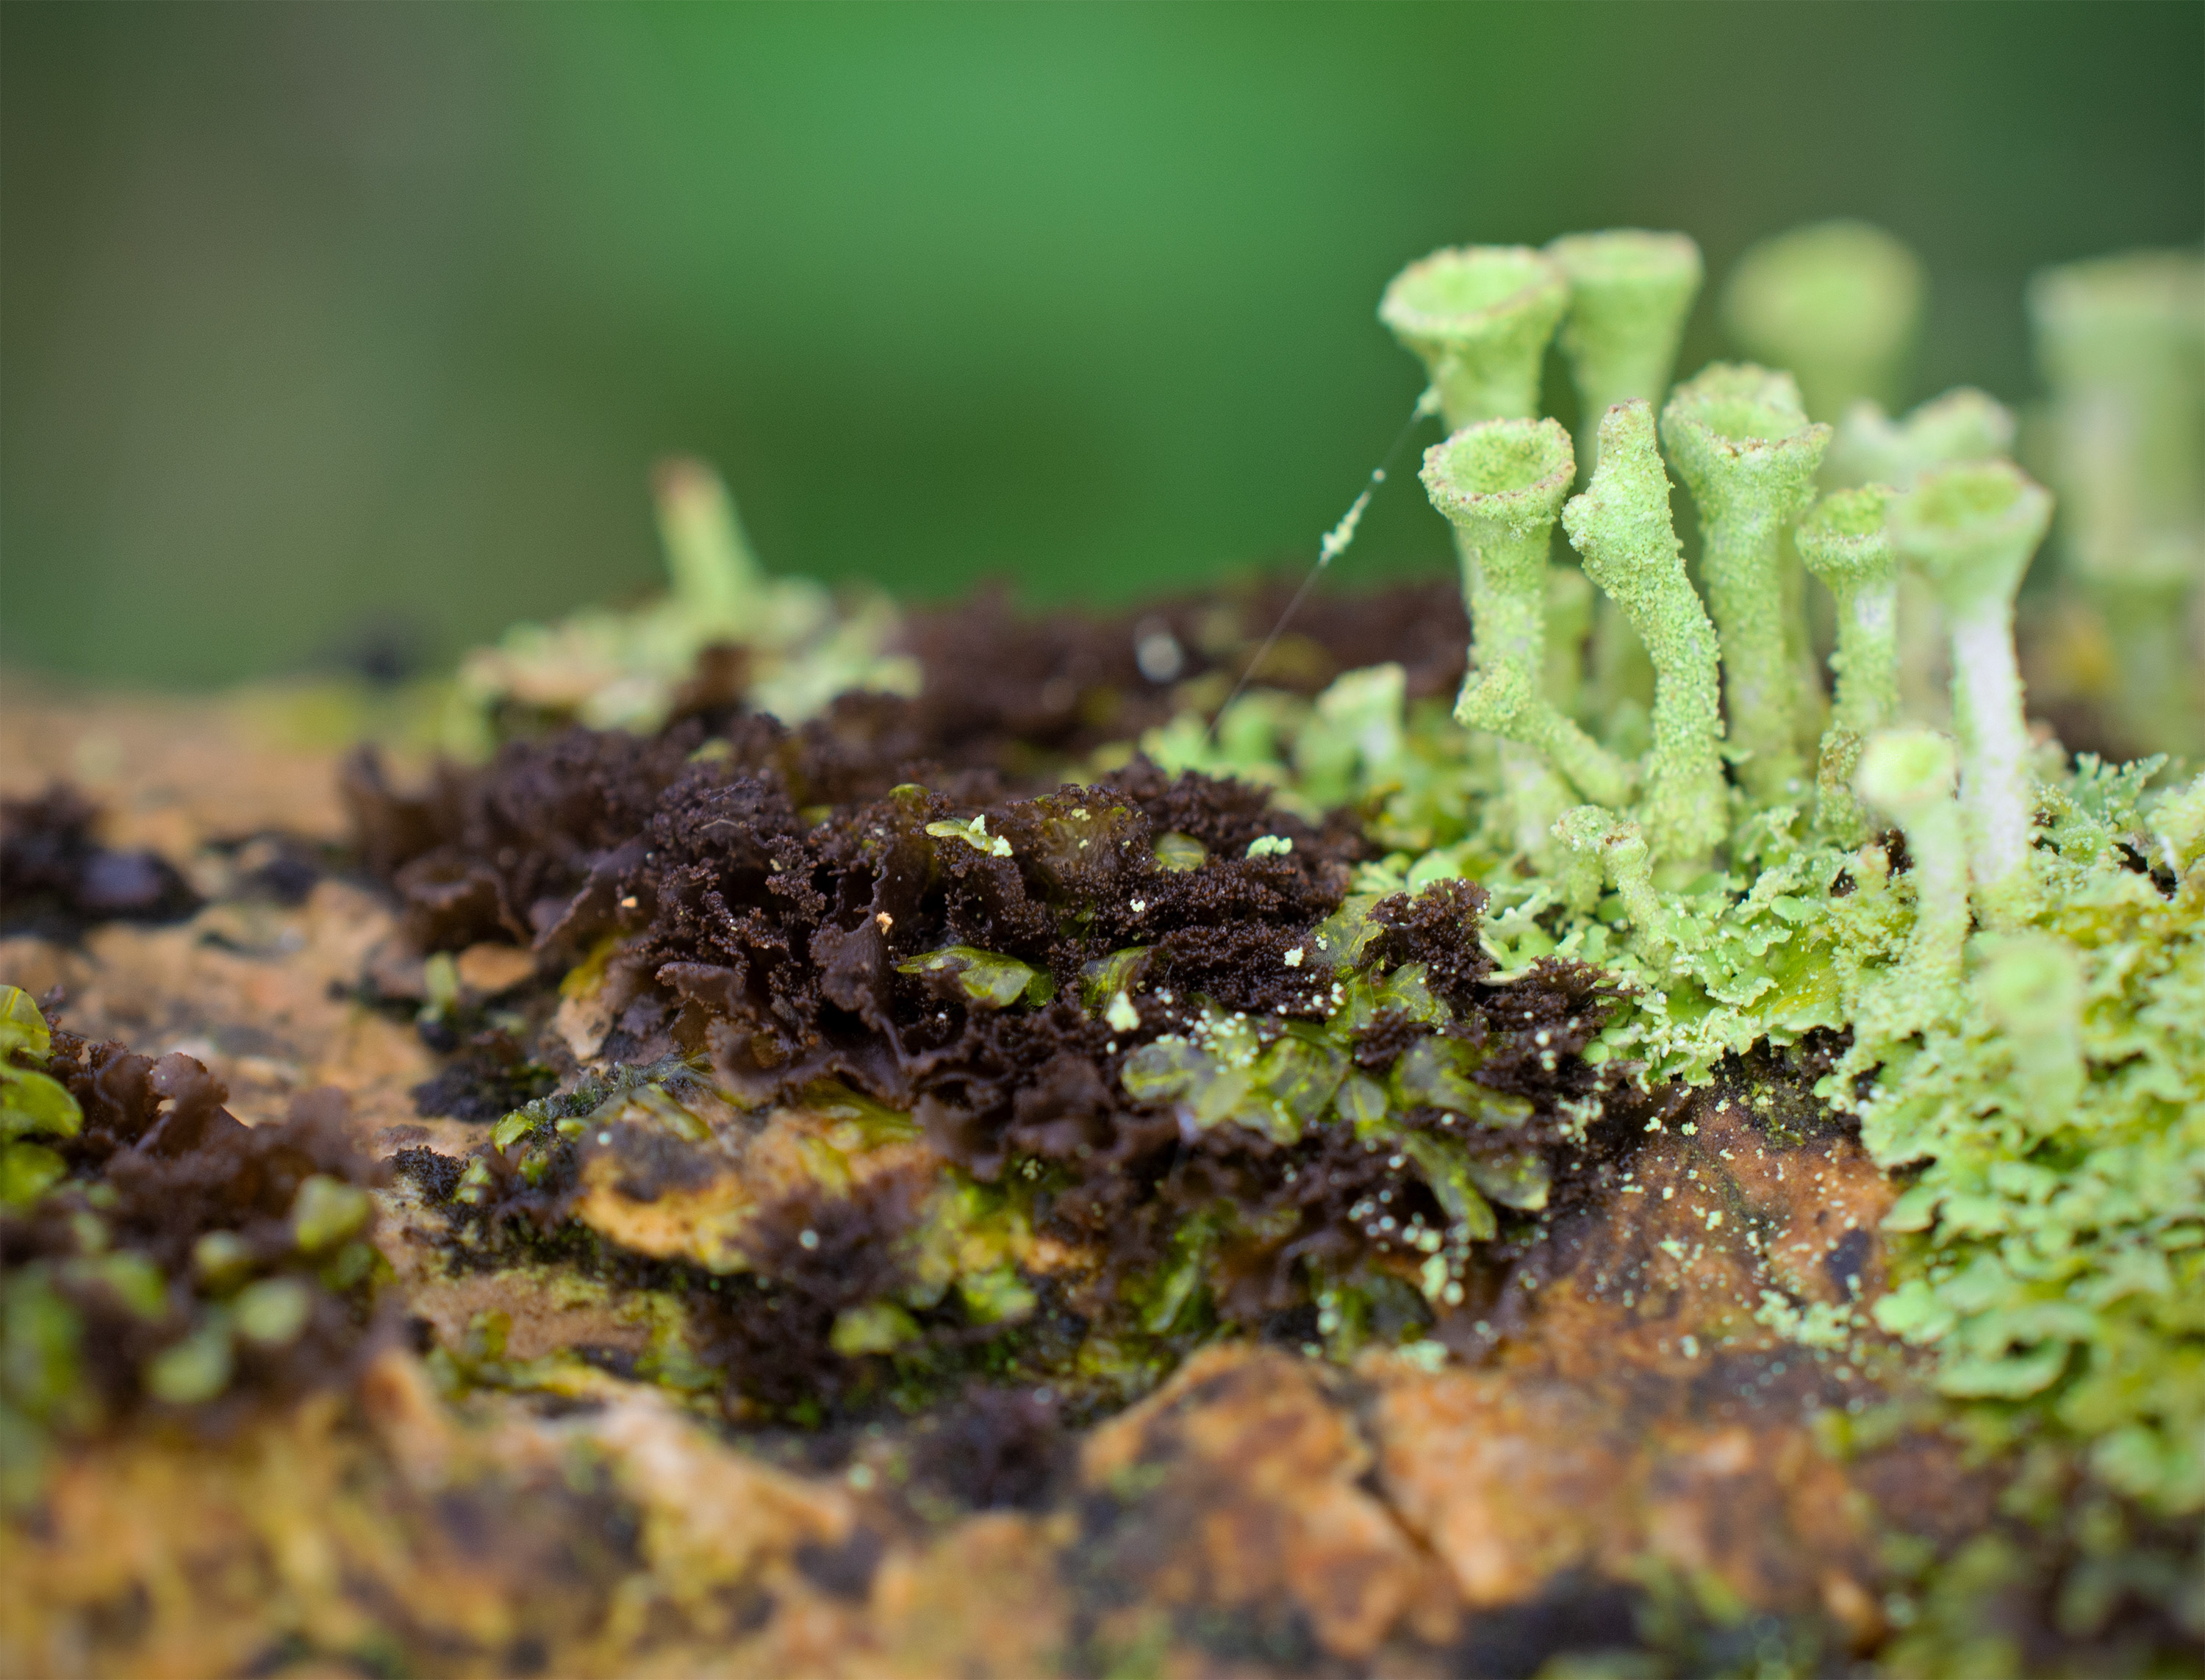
xmin=4 ymin=1 xmax=2200 ymax=688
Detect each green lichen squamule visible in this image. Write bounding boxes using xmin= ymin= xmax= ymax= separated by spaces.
xmin=1545 ymin=229 xmax=1704 ymax=474
xmin=1560 ymin=399 xmax=1727 ymax=864
xmin=1720 ymin=218 xmax=1925 ymax=423
xmin=1378 ymin=245 xmax=1569 ymax=428
xmin=1660 ymin=363 xmax=1832 ymax=798
xmin=1890 ymin=460 xmax=2054 ymax=921
xmin=1420 ymin=418 xmax=1634 ymax=808
xmin=1858 ymin=767 xmax=2205 ymax=1520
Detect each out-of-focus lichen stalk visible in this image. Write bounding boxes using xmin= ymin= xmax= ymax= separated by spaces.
xmin=1547 ymin=230 xmax=1704 ymax=475
xmin=1661 ymin=365 xmax=1832 ymax=800
xmin=2029 ymin=250 xmax=2205 ymax=758
xmin=1796 ymin=487 xmax=1898 ymax=842
xmin=1721 ymin=220 xmax=1924 ymax=424
xmin=1562 ymin=401 xmax=1727 ymax=864
xmin=1854 ymin=728 xmax=1969 ymax=1015
xmin=653 ymin=456 xmax=763 ymax=622
xmin=1422 ymin=420 xmax=1635 ymax=808
xmin=1829 ymin=388 xmax=2018 ymax=730
xmin=1828 ymin=388 xmax=2017 ymax=491
xmin=1380 ymin=246 xmax=1569 ymax=428
xmin=1891 ymin=462 xmax=2054 ymax=922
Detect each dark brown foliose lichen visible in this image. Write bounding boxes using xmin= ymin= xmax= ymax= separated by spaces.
xmin=886 ymin=576 xmax=1471 ymax=776
xmin=354 ymin=693 xmax=1637 ymax=1388
xmin=0 ymin=783 xmax=201 ymax=940
xmin=2 ymin=1012 xmax=390 ymax=1440
xmin=344 ymin=575 xmax=1478 ymax=961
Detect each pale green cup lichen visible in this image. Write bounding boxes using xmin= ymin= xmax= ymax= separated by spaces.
xmin=1546 ymin=229 xmax=1704 ymax=475
xmin=1421 ymin=418 xmax=1634 ymax=808
xmin=1379 ymin=245 xmax=1569 ymax=428
xmin=2029 ymin=249 xmax=2204 ymax=579
xmin=1546 ymin=230 xmax=1702 ymax=752
xmin=2028 ymin=248 xmax=2205 ymax=758
xmin=1552 ymin=804 xmax=1671 ymax=959
xmin=654 ymin=455 xmax=764 ymax=622
xmin=1889 ymin=460 xmax=2054 ymax=921
xmin=1828 ymin=386 xmax=2016 ymax=492
xmin=1560 ymin=400 xmax=1727 ymax=864
xmin=1661 ymin=364 xmax=1832 ymax=799
xmin=1795 ymin=485 xmax=1899 ymax=841
xmin=1826 ymin=387 xmax=2018 ymax=729
xmin=1721 ymin=219 xmax=1925 ymax=423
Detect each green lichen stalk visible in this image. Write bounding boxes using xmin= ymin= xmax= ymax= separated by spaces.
xmin=1546 ymin=230 xmax=1702 ymax=758
xmin=1827 ymin=386 xmax=2016 ymax=492
xmin=1552 ymin=805 xmax=1671 ymax=958
xmin=1560 ymin=400 xmax=1727 ymax=863
xmin=653 ymin=455 xmax=764 ymax=620
xmin=1421 ymin=419 xmax=1634 ymax=808
xmin=1546 ymin=229 xmax=1704 ymax=474
xmin=1720 ymin=219 xmax=1925 ymax=423
xmin=1796 ymin=486 xmax=1898 ymax=841
xmin=2029 ymin=249 xmax=2205 ymax=757
xmin=1826 ymin=388 xmax=2020 ymax=728
xmin=1379 ymin=245 xmax=1569 ymax=428
xmin=1854 ymin=728 xmax=1969 ymax=1011
xmin=1890 ymin=462 xmax=2054 ymax=920
xmin=1661 ymin=365 xmax=1832 ymax=799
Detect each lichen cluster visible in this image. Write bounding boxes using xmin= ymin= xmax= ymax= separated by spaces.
xmin=376 ymin=224 xmax=2205 ymax=1554
xmin=453 ymin=456 xmax=919 ymax=741
xmin=4 ymin=217 xmax=2201 ymax=1674
xmin=2 ymin=986 xmax=387 ymax=1502
xmin=1155 ymin=224 xmax=2205 ymax=1536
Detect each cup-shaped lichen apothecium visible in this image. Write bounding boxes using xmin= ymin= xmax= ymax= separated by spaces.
xmin=1379 ymin=245 xmax=1570 ymax=429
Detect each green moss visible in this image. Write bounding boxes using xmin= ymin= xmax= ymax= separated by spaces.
xmin=1 ymin=986 xmax=82 ymax=1211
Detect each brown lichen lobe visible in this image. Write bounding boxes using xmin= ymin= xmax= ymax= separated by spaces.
xmin=1 ymin=783 xmax=201 ymax=940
